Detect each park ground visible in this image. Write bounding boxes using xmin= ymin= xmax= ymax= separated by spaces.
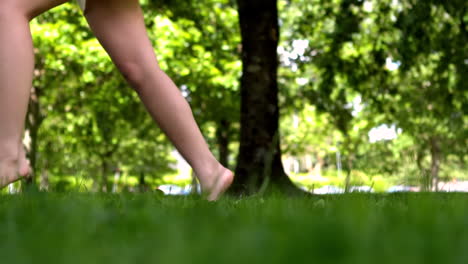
xmin=1 ymin=192 xmax=468 ymax=264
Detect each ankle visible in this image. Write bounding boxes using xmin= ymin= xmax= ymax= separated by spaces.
xmin=0 ymin=156 xmax=19 ymax=170
xmin=195 ymin=163 xmax=229 ymax=190
xmin=0 ymin=141 xmax=20 ymax=162
xmin=0 ymin=158 xmax=19 ymax=185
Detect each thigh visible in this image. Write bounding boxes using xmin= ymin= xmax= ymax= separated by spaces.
xmin=84 ymin=0 xmax=159 ymax=71
xmin=1 ymin=0 xmax=69 ymax=20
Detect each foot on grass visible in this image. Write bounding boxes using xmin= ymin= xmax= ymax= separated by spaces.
xmin=0 ymin=146 xmax=31 ymax=189
xmin=0 ymin=160 xmax=20 ymax=188
xmin=203 ymin=167 xmax=234 ymax=201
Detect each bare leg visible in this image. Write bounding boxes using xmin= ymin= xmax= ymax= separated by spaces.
xmin=84 ymin=0 xmax=233 ymax=200
xmin=0 ymin=0 xmax=68 ymax=188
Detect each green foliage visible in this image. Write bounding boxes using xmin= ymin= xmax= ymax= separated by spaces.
xmin=278 ymin=0 xmax=467 ymax=187
xmin=12 ymin=0 xmax=465 ymax=192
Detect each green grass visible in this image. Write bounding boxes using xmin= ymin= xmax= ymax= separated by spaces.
xmin=1 ymin=192 xmax=468 ymax=264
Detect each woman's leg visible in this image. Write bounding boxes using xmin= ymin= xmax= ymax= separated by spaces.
xmin=84 ymin=0 xmax=233 ymax=200
xmin=0 ymin=0 xmax=68 ymax=188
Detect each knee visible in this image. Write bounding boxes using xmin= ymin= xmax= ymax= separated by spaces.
xmin=117 ymin=61 xmax=162 ymax=91
xmin=117 ymin=62 xmax=144 ymax=90
xmin=0 ymin=0 xmax=63 ymax=22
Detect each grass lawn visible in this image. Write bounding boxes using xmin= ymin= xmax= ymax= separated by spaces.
xmin=1 ymin=192 xmax=467 ymax=264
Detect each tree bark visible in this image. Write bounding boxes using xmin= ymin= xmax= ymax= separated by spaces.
xmin=100 ymin=157 xmax=114 ymax=192
xmin=216 ymin=119 xmax=230 ymax=168
xmin=416 ymin=147 xmax=431 ymax=191
xmin=430 ymin=137 xmax=441 ymax=191
xmin=139 ymin=172 xmax=150 ymax=193
xmin=344 ymin=155 xmax=354 ymax=193
xmin=24 ymin=85 xmax=44 ymax=187
xmin=101 ymin=160 xmax=108 ymax=192
xmin=233 ymin=0 xmax=299 ymax=194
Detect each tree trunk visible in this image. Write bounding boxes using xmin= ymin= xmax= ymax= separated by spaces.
xmin=233 ymin=0 xmax=299 ymax=195
xmin=100 ymin=160 xmax=109 ymax=192
xmin=139 ymin=172 xmax=149 ymax=193
xmin=216 ymin=119 xmax=230 ymax=168
xmin=430 ymin=137 xmax=441 ymax=191
xmin=344 ymin=155 xmax=354 ymax=193
xmin=416 ymin=147 xmax=431 ymax=191
xmin=24 ymin=85 xmax=44 ymax=187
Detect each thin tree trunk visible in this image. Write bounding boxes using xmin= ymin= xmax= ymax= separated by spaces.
xmin=99 ymin=147 xmax=117 ymax=192
xmin=234 ymin=0 xmax=300 ymax=195
xmin=216 ymin=119 xmax=230 ymax=168
xmin=101 ymin=160 xmax=109 ymax=192
xmin=24 ymin=85 xmax=44 ymax=187
xmin=416 ymin=147 xmax=430 ymax=191
xmin=344 ymin=154 xmax=355 ymax=193
xmin=139 ymin=172 xmax=149 ymax=193
xmin=430 ymin=137 xmax=441 ymax=192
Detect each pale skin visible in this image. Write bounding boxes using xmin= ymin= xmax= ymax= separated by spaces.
xmin=0 ymin=0 xmax=233 ymax=200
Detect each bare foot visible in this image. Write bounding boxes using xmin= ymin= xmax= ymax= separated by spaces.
xmin=0 ymin=146 xmax=30 ymax=189
xmin=204 ymin=167 xmax=234 ymax=201
xmin=0 ymin=160 xmax=20 ymax=188
xmin=17 ymin=145 xmax=31 ymax=178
